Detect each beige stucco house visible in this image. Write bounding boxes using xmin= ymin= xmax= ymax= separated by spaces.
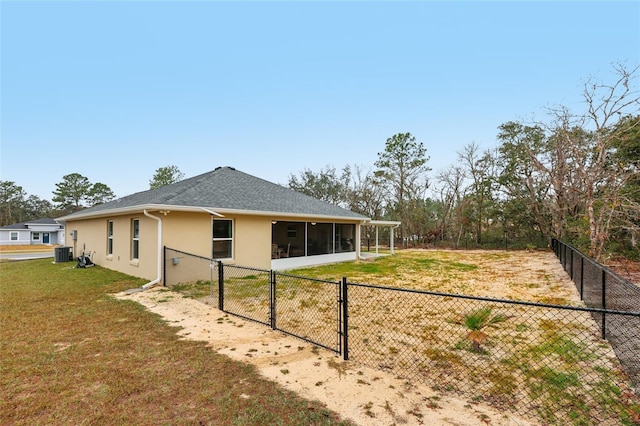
xmin=57 ymin=167 xmax=373 ymax=285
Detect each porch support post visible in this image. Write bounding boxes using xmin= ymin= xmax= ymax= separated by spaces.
xmin=390 ymin=226 xmax=395 ymax=255
xmin=356 ymin=222 xmax=362 ymax=259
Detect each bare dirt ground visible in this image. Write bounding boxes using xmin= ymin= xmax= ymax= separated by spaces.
xmin=117 ymin=288 xmax=535 ymax=426
xmin=115 ymin=249 xmax=588 ymax=426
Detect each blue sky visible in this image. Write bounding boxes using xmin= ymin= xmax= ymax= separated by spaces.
xmin=1 ymin=1 xmax=639 ymax=201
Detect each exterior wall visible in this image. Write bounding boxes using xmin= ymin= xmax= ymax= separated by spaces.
xmin=30 ymin=224 xmax=64 ymax=233
xmin=161 ymin=212 xmax=272 ymax=270
xmin=63 ymin=210 xmax=362 ymax=282
xmin=161 ymin=213 xmax=362 ymax=272
xmin=0 ymin=230 xmax=31 ymax=245
xmin=64 ymin=211 xmax=274 ymax=281
xmin=162 ymin=212 xmax=212 ymax=258
xmin=49 ymin=231 xmax=63 ymax=245
xmin=234 ymin=215 xmax=272 ymax=269
xmin=0 ymin=227 xmax=64 ymax=245
xmin=31 ymin=224 xmax=65 ymax=246
xmin=65 ymin=214 xmax=159 ymax=281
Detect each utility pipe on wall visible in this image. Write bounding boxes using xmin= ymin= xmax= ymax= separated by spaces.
xmin=142 ymin=209 xmax=162 ymax=290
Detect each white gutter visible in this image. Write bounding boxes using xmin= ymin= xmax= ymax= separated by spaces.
xmin=200 ymin=207 xmax=225 ymax=217
xmin=141 ymin=209 xmax=162 ymax=290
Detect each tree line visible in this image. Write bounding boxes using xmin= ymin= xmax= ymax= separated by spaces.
xmin=288 ymin=65 xmax=639 ymax=261
xmin=2 ymin=66 xmax=637 ymax=260
xmin=0 ymin=166 xmax=184 ymax=226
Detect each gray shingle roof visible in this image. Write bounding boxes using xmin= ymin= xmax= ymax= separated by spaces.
xmin=59 ymin=167 xmax=368 ymax=221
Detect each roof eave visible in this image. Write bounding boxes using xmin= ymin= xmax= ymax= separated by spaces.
xmin=367 ymin=220 xmax=401 ymax=227
xmin=213 ymin=207 xmax=369 ymax=221
xmin=58 ymin=204 xmax=370 ymax=222
xmin=56 ymin=204 xmax=208 ymax=221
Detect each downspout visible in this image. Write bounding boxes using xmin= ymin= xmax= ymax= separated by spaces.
xmin=124 ymin=210 xmax=162 ymax=294
xmin=141 ymin=209 xmax=162 ymax=290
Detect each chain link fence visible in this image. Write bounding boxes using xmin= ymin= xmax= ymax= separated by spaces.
xmin=164 ymin=246 xmax=640 ymax=425
xmin=164 ymin=247 xmax=218 ymax=303
xmin=345 ymin=282 xmax=639 ymax=425
xmin=553 ymin=239 xmax=640 ymax=399
xmin=221 ymin=264 xmax=272 ymax=326
xmin=554 ymin=239 xmax=640 ymax=312
xmin=361 ymin=235 xmax=550 ymax=251
xmin=273 ymin=272 xmax=341 ymax=353
xmin=165 ymin=247 xmax=341 ymax=353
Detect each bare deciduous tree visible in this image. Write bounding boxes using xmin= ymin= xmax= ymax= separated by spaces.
xmin=496 ymin=64 xmax=639 ymax=259
xmin=578 ymin=64 xmax=640 ymax=259
xmin=434 ymin=165 xmax=467 ymax=243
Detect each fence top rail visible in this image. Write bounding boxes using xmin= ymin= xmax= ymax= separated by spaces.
xmin=165 ymin=246 xmax=215 ymax=262
xmin=223 ymin=264 xmax=271 ymax=274
xmin=276 ymin=272 xmax=340 ymax=286
xmin=347 ymin=280 xmax=640 ymax=316
xmin=553 ymin=239 xmax=640 ymax=293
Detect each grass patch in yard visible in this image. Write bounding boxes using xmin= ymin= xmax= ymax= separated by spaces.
xmin=225 ymin=275 xmax=271 ymax=299
xmin=290 ymin=250 xmax=478 ymax=289
xmin=170 ymin=279 xmax=213 ymax=300
xmin=0 ymin=259 xmax=353 ymax=425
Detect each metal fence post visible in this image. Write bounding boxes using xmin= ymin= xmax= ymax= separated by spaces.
xmin=580 ymin=255 xmax=584 ymax=300
xmin=218 ymin=261 xmax=224 ymax=311
xmin=163 ymin=246 xmax=167 ymax=286
xmin=601 ymin=269 xmax=606 ymax=339
xmin=559 ymin=241 xmax=564 ymax=266
xmin=342 ymin=276 xmax=349 ymax=361
xmin=209 ymin=259 xmax=215 ymax=300
xmin=569 ymin=248 xmax=574 ymax=280
xmin=270 ymin=271 xmax=276 ymax=330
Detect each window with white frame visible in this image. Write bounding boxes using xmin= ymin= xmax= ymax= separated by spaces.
xmin=212 ymin=219 xmax=233 ymax=259
xmin=131 ymin=219 xmax=139 ymax=260
xmin=10 ymin=232 xmax=18 ymax=241
xmin=32 ymin=232 xmax=40 ymax=241
xmin=107 ymin=220 xmax=114 ymax=255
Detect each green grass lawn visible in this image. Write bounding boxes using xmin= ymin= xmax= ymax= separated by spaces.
xmin=0 ymin=259 xmax=353 ymax=425
xmin=289 ymin=251 xmax=477 ymax=282
xmin=285 ymin=249 xmax=573 ymax=304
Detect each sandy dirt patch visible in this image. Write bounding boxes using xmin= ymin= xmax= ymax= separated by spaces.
xmin=116 ymin=287 xmax=536 ymax=425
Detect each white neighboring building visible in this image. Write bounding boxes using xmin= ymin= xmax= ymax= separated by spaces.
xmin=0 ymin=218 xmax=65 ymax=246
